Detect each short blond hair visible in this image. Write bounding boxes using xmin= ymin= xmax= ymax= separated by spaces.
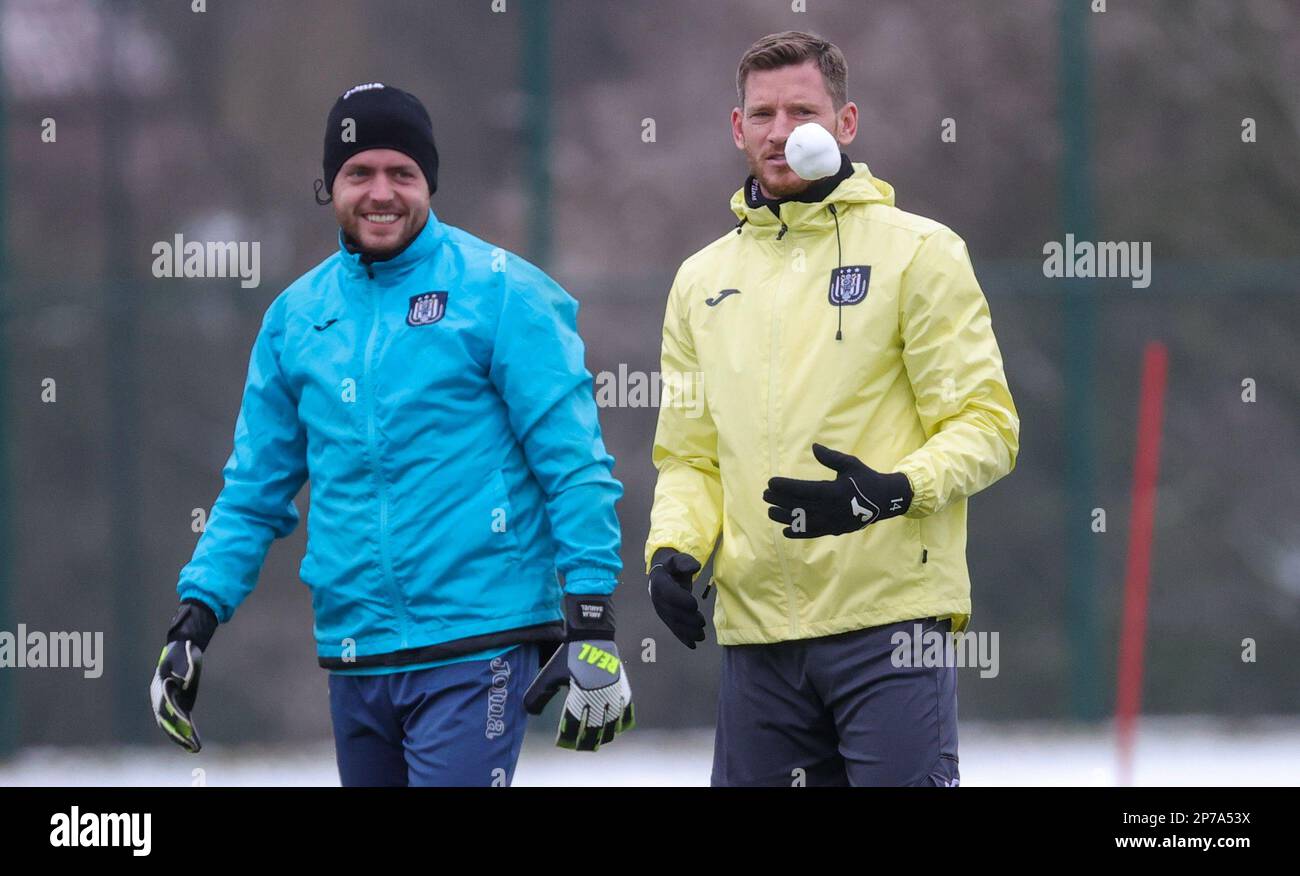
xmin=736 ymin=31 xmax=848 ymax=108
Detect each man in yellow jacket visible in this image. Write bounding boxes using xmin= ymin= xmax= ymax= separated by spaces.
xmin=646 ymin=32 xmax=1019 ymax=786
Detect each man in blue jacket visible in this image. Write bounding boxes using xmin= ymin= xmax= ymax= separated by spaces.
xmin=149 ymin=83 xmax=633 ymax=785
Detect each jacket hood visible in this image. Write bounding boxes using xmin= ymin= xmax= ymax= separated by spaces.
xmin=730 ymin=161 xmax=896 ymax=235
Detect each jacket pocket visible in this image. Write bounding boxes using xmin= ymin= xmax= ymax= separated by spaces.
xmin=909 ymin=516 xmax=928 ymax=568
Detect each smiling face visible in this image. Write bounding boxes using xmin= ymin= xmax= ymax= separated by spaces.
xmin=331 ymin=148 xmax=430 ymax=256
xmin=731 ymin=60 xmax=858 ymax=199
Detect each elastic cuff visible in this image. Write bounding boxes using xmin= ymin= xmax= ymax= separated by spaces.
xmin=644 ymin=536 xmax=705 ymax=574
xmin=896 ymin=459 xmax=936 ymax=518
xmin=563 ymin=565 xmax=618 ymax=595
xmin=178 ymin=586 xmax=230 ymax=624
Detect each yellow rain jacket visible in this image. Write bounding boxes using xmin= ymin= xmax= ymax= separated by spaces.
xmin=645 ymin=162 xmax=1019 ymax=644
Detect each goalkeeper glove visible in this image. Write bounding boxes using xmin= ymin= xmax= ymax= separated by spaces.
xmin=150 ymin=599 xmax=217 ymax=753
xmin=524 ymin=593 xmax=634 ymax=751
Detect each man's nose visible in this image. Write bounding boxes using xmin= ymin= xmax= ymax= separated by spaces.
xmin=769 ymin=112 xmax=797 ymax=145
xmin=368 ymin=175 xmax=395 ymax=203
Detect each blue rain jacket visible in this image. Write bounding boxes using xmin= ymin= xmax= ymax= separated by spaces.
xmin=177 ymin=210 xmax=623 ymax=668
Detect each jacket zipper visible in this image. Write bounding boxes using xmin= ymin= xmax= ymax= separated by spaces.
xmin=361 ymin=262 xmax=411 ymax=648
xmin=768 ymin=219 xmax=799 ymax=638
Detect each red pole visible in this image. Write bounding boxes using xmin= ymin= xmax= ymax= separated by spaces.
xmin=1115 ymin=341 xmax=1169 ymax=786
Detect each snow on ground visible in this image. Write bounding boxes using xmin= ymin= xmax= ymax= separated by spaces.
xmin=2 ymin=717 xmax=1297 ymax=786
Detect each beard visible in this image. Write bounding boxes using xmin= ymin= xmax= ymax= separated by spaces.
xmin=338 ymin=208 xmax=427 ymax=259
xmin=744 ymin=146 xmax=814 ymax=200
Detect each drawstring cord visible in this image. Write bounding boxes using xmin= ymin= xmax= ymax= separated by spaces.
xmin=735 ymin=208 xmax=843 ymax=339
xmin=829 ymin=204 xmax=843 ymax=341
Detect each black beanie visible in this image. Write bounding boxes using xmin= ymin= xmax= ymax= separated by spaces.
xmin=321 ymin=83 xmax=439 ymax=197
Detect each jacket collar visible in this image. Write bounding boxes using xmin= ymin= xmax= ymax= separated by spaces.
xmin=743 ymin=153 xmax=855 ymax=213
xmin=730 ymin=158 xmax=896 ymax=237
xmin=337 ymin=208 xmax=442 ymax=281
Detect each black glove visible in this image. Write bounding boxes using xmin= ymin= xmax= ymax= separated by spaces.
xmin=524 ymin=594 xmax=634 ymax=751
xmin=648 ymin=547 xmax=707 ymax=649
xmin=150 ymin=599 xmax=217 ymax=753
xmin=764 ymin=443 xmax=913 ymax=538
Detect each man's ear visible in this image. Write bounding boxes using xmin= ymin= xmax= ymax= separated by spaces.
xmin=730 ymin=106 xmax=746 ymax=150
xmin=835 ymin=101 xmax=859 ymax=145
